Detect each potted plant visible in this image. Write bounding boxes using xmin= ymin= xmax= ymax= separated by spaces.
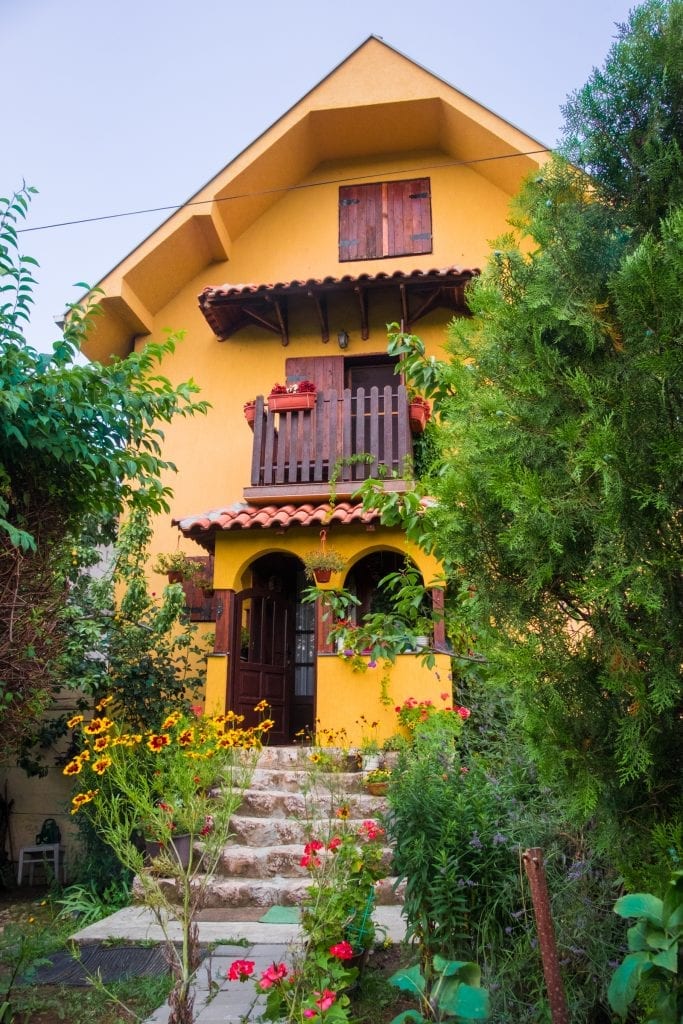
xmin=302 ymin=547 xmax=347 ymax=584
xmin=408 ymin=394 xmax=431 ymax=433
xmin=364 ymin=768 xmax=391 ymax=795
xmin=268 ymin=379 xmax=317 ymax=412
xmin=152 ymin=550 xmax=208 ymax=587
xmin=243 ymin=400 xmax=257 ymax=429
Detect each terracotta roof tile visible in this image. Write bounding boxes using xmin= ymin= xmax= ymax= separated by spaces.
xmin=198 ymin=265 xmax=479 ymax=342
xmin=173 ymin=501 xmax=381 ymax=547
xmin=199 ymin=266 xmax=477 ymax=303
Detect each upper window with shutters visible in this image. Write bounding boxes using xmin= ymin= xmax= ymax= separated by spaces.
xmin=338 ymin=178 xmax=432 ymax=262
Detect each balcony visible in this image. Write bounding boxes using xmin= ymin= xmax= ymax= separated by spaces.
xmin=244 ymin=385 xmax=414 ymax=503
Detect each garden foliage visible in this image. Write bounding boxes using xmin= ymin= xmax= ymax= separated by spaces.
xmin=365 ymin=0 xmax=683 ymax=880
xmin=0 ymin=184 xmax=208 ymax=755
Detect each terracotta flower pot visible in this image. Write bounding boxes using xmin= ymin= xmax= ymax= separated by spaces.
xmin=312 ymin=567 xmax=332 ymax=583
xmin=409 ymin=401 xmax=430 ymax=433
xmin=268 ymin=392 xmax=316 ymax=412
xmin=366 ymin=781 xmax=389 ymax=796
xmin=243 ymin=403 xmax=256 ymax=429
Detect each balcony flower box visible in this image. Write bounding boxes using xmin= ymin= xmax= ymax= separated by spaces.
xmin=268 ymin=392 xmax=316 ymax=412
xmin=267 ymin=379 xmax=317 ymax=412
xmin=408 ymin=396 xmax=431 ymax=434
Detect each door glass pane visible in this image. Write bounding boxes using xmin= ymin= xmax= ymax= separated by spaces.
xmin=294 ymin=600 xmax=315 ymax=697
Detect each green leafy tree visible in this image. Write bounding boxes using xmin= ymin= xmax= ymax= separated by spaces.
xmin=367 ymin=1 xmax=683 ymax=882
xmin=562 ymin=0 xmax=683 ymax=234
xmin=0 ymin=185 xmax=209 ymax=756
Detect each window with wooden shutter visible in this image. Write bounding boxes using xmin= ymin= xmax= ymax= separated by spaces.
xmin=338 ymin=178 xmax=432 ymax=262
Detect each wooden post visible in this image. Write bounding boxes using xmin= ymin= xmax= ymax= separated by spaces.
xmin=523 ymin=847 xmax=569 ymax=1024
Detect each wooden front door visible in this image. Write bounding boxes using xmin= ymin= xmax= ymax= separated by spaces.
xmin=231 ymin=588 xmax=293 ymax=744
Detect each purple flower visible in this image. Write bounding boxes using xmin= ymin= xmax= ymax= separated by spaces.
xmin=469 ymin=833 xmax=483 ymax=849
xmin=492 ymin=832 xmax=507 ymax=845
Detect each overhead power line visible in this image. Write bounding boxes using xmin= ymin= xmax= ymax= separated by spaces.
xmin=17 ymin=148 xmax=550 ymax=235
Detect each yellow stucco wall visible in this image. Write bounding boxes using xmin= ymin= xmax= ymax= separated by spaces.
xmin=317 ymin=651 xmax=453 ymax=748
xmin=139 ymin=146 xmax=513 ymax=560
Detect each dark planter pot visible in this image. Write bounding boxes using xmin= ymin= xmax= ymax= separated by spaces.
xmin=167 ymin=570 xmax=184 ymax=584
xmin=268 ymin=392 xmax=316 ymax=412
xmin=144 ymin=833 xmax=192 ymax=870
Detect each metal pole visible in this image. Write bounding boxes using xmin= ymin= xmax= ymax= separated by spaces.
xmin=523 ymin=847 xmax=569 ymax=1024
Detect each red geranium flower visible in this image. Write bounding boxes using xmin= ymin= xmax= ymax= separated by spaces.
xmin=227 ymin=959 xmax=255 ymax=981
xmin=329 ymin=940 xmax=354 ymax=960
xmin=259 ymin=962 xmax=288 ymax=989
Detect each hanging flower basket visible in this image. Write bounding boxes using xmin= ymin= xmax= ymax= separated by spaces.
xmin=408 ymin=397 xmax=431 ymax=434
xmin=302 ymin=531 xmax=347 ymax=583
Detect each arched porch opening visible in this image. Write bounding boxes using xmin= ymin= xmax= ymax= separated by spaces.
xmin=230 ymin=551 xmax=314 ymax=744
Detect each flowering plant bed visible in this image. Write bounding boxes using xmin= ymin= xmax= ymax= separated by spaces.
xmin=395 ymin=694 xmax=470 ymax=737
xmin=65 ymin=698 xmax=273 ymax=1023
xmin=227 ymin=817 xmax=387 ymax=1022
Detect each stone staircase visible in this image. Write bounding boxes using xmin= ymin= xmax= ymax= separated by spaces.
xmin=200 ymin=746 xmax=401 ymax=909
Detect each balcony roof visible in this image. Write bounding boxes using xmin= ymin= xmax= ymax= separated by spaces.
xmin=173 ymin=500 xmax=382 ymax=550
xmin=198 ymin=265 xmax=478 ymax=346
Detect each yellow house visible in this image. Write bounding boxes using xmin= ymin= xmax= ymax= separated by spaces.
xmin=82 ymin=37 xmax=547 ymax=748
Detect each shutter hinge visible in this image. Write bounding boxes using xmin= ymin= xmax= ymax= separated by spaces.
xmin=411 ymin=233 xmax=432 ymax=241
xmin=409 ymin=192 xmax=430 ymax=199
xmin=339 ymin=239 xmax=358 ymax=247
xmin=340 ymin=198 xmax=361 ymax=206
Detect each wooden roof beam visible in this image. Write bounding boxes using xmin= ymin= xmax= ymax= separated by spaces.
xmin=307 ymin=288 xmax=329 ymax=343
xmin=354 ymin=284 xmax=369 ymax=340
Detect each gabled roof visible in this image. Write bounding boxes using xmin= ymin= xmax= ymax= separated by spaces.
xmin=82 ymin=36 xmax=548 ymax=363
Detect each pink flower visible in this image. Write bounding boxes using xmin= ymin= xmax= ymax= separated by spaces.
xmin=456 ymin=706 xmax=471 ymax=719
xmin=329 ymin=940 xmax=355 ymax=960
xmin=304 ymin=1011 xmax=316 ymax=1019
xmin=315 ymin=989 xmax=337 ymax=1011
xmin=259 ymin=962 xmax=288 ymax=989
xmin=227 ymin=959 xmax=255 ymax=981
xmin=359 ymin=819 xmax=384 ymax=841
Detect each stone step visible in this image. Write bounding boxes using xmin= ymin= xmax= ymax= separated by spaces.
xmin=248 ymin=767 xmax=366 ymax=794
xmin=195 ymin=874 xmax=404 ymax=909
xmin=217 ymin=843 xmax=394 ymax=879
xmin=232 ymin=787 xmax=387 ymax=820
xmin=227 ymin=813 xmax=385 ymax=847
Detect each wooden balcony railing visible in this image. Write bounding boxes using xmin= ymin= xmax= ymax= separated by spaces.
xmin=244 ymin=385 xmax=414 ymax=502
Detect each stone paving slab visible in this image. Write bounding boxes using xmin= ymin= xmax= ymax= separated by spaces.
xmin=71 ymin=905 xmax=407 ymax=1023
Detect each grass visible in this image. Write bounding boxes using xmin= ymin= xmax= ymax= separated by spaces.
xmin=0 ymin=887 xmax=173 ymax=1024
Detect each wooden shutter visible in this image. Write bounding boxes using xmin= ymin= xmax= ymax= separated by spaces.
xmin=338 ymin=184 xmax=382 ymax=261
xmin=339 ymin=179 xmax=431 ymax=261
xmin=386 ymin=178 xmax=432 ymax=257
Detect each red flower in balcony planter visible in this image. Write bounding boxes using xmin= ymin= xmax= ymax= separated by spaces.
xmin=268 ymin=380 xmax=318 ymax=412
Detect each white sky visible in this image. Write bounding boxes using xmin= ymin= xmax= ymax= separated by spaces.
xmin=5 ymin=0 xmax=636 ymax=352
